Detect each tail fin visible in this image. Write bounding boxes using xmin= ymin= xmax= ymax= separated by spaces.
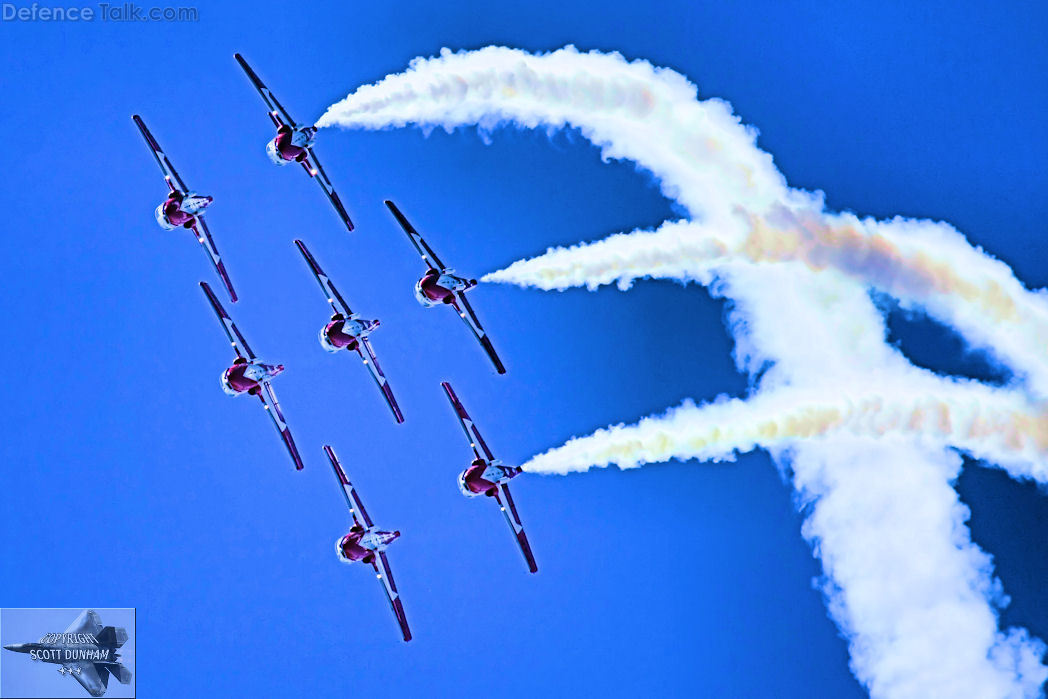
xmin=98 ymin=662 xmax=132 ymax=685
xmin=95 ymin=626 xmax=127 ymax=648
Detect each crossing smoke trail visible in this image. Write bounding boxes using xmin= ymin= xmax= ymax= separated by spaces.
xmin=483 ymin=209 xmax=1048 ymax=396
xmin=319 ymin=47 xmax=1048 ymax=697
xmin=521 ymin=378 xmax=1048 ymax=481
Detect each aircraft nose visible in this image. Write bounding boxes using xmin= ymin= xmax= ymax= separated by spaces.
xmin=4 ymin=643 xmax=25 ymax=652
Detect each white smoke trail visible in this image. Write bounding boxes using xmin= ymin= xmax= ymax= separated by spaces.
xmin=319 ymin=47 xmax=1048 ymax=697
xmin=318 ymin=45 xmax=820 ymax=229
xmin=521 ymin=375 xmax=1048 ymax=480
xmin=483 ymin=209 xmax=1048 ymax=395
xmin=793 ymin=440 xmax=1047 ymax=699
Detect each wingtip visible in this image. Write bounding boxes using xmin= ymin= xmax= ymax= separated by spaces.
xmin=325 ymin=446 xmax=348 ymax=481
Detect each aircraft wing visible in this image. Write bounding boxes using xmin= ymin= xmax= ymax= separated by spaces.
xmin=200 ymin=281 xmax=255 ymax=360
xmin=133 ymin=114 xmax=188 ymax=192
xmin=301 ymin=150 xmax=355 ymax=232
xmin=494 ymin=483 xmax=538 ymax=573
xmin=375 ymin=551 xmax=412 ymax=642
xmin=64 ymin=610 xmax=103 ymax=636
xmin=259 ymin=381 xmax=304 ymax=470
xmin=193 ymin=217 xmax=238 ymax=303
xmin=384 ymin=200 xmax=446 ymax=271
xmin=452 ymin=292 xmax=506 ymax=375
xmin=234 ymin=53 xmax=298 ymax=129
xmin=294 ymin=239 xmax=353 ymax=316
xmin=70 ymin=662 xmax=109 ymax=697
xmin=440 ymin=381 xmax=495 ymax=461
xmin=358 ymin=337 xmax=404 ymax=424
xmin=324 ymin=445 xmax=373 ymax=527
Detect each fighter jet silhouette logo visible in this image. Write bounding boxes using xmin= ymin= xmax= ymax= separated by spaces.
xmin=3 ymin=610 xmax=133 ymax=697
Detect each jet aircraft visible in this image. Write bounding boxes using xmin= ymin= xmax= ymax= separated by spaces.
xmin=295 ymin=239 xmax=404 ymax=423
xmin=199 ymin=281 xmax=304 ymax=470
xmin=385 ymin=200 xmax=506 ymax=374
xmin=326 ymin=445 xmax=412 ymax=641
xmin=3 ymin=610 xmax=132 ymax=697
xmin=441 ymin=381 xmax=536 ymax=572
xmin=235 ymin=53 xmax=355 ymax=232
xmin=133 ymin=114 xmax=237 ymax=302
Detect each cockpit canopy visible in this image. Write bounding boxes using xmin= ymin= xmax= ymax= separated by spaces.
xmin=457 ymin=470 xmax=477 ymax=497
xmin=335 ymin=535 xmax=351 ymax=563
xmin=266 ymin=138 xmax=291 ymax=166
xmin=154 ymin=203 xmax=177 ymax=230
xmin=318 ymin=325 xmax=341 ymax=353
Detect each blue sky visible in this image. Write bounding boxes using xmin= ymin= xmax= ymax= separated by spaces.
xmin=0 ymin=1 xmax=1045 ymax=697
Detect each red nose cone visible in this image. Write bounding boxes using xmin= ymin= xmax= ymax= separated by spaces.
xmin=394 ymin=531 xmax=401 ymax=537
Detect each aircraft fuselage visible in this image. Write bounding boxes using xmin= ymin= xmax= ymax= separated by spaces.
xmin=267 ymin=125 xmax=316 ymax=165
xmin=221 ymin=358 xmax=284 ymax=396
xmin=155 ymin=191 xmax=212 ymax=230
xmin=320 ymin=316 xmax=379 ymax=353
xmin=337 ymin=527 xmax=401 ymax=564
xmin=415 ymin=269 xmax=477 ymax=308
xmin=458 ymin=458 xmax=521 ymax=497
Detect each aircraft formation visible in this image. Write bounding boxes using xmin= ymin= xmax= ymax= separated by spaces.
xmin=133 ymin=54 xmax=531 ymax=643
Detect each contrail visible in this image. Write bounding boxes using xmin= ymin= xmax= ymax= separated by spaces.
xmin=319 ymin=46 xmax=1048 ymax=697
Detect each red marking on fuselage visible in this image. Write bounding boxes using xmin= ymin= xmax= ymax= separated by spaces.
xmin=339 ymin=530 xmax=370 ymax=561
xmin=419 ymin=270 xmax=455 ymax=304
xmin=463 ymin=460 xmax=497 ymax=495
xmin=223 ymin=363 xmax=259 ymax=393
xmin=273 ymin=126 xmax=307 ymax=162
xmin=163 ymin=196 xmax=195 ymax=228
xmin=323 ymin=320 xmax=359 ymax=351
